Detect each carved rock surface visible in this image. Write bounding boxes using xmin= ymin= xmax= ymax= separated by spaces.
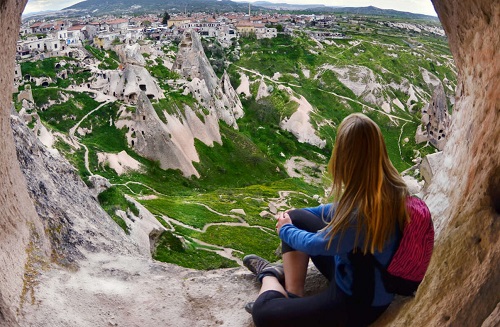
xmin=374 ymin=0 xmax=500 ymax=325
xmin=174 ymin=30 xmax=243 ymax=128
xmin=116 ymin=91 xmax=221 ymax=177
xmin=415 ymin=83 xmax=451 ymax=150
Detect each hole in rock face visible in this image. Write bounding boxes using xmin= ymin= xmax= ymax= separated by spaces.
xmin=489 ymin=167 xmax=500 ymax=215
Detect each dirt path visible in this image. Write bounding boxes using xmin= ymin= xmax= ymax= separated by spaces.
xmin=68 ymin=100 xmax=111 ymax=175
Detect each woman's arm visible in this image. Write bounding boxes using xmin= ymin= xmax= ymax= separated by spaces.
xmin=277 ymin=212 xmax=357 ymax=256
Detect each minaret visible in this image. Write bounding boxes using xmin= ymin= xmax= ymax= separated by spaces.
xmin=249 ymin=3 xmax=251 ymax=21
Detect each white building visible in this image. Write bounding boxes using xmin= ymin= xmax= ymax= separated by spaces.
xmin=254 ymin=25 xmax=277 ymax=39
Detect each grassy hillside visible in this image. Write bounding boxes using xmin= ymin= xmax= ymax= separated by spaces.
xmin=15 ymin=15 xmax=454 ymax=270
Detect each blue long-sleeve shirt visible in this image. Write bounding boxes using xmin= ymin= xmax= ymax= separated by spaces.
xmin=279 ymin=204 xmax=398 ymax=306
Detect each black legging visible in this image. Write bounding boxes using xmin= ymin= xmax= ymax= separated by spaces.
xmin=282 ymin=209 xmax=334 ymax=280
xmin=252 ymin=209 xmax=389 ymax=327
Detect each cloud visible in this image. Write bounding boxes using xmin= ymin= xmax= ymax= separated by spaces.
xmin=24 ymin=0 xmax=84 ymax=14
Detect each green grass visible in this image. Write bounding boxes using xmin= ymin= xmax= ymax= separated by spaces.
xmin=37 ymin=91 xmax=99 ymax=132
xmin=21 ymin=57 xmax=71 ymax=79
xmin=97 ymin=187 xmax=140 ymax=234
xmin=85 ymin=45 xmax=119 ymax=70
xmin=141 ymin=196 xmax=239 ymax=229
xmin=194 ymin=124 xmax=287 ymax=188
xmin=153 ymin=231 xmax=238 ymax=270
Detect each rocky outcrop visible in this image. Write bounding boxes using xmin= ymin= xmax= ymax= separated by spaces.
xmin=174 ymin=30 xmax=243 ymax=128
xmin=17 ymin=84 xmax=34 ymax=103
xmin=329 ymin=65 xmax=387 ymax=106
xmin=116 ymin=92 xmax=221 ymax=177
xmin=373 ymin=1 xmax=500 ymax=326
xmin=415 ymin=83 xmax=451 ymax=150
xmin=90 ymin=65 xmax=164 ymax=104
xmin=279 ymin=85 xmax=326 ymax=149
xmin=114 ymin=43 xmax=146 ymax=67
xmin=11 ymin=114 xmax=141 ymax=264
xmin=419 ymin=151 xmax=443 ymax=187
xmin=89 ymin=44 xmax=163 ymax=103
xmin=0 ymin=1 xmax=49 ymax=325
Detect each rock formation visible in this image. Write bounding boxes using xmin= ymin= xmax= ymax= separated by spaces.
xmin=173 ymin=30 xmax=243 ymax=128
xmin=279 ymin=85 xmax=326 ymax=149
xmin=116 ymin=91 xmax=221 ymax=177
xmin=9 ymin=97 xmax=256 ymax=327
xmin=373 ymin=0 xmax=500 ymax=325
xmin=415 ymin=83 xmax=451 ymax=150
xmin=90 ymin=44 xmax=164 ymax=103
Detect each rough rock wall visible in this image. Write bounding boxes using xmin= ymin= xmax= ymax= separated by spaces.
xmin=123 ymin=92 xmax=202 ymax=177
xmin=11 ymin=115 xmax=141 ymax=261
xmin=174 ymin=30 xmax=243 ymax=128
xmin=90 ymin=44 xmax=164 ymax=103
xmin=415 ymin=83 xmax=451 ymax=150
xmin=374 ymin=0 xmax=500 ymax=325
xmin=0 ymin=1 xmax=49 ymax=325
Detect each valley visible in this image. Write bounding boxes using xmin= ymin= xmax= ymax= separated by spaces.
xmin=14 ymin=9 xmax=455 ymax=270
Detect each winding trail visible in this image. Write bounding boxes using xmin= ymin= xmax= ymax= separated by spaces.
xmin=317 ymin=88 xmax=413 ymax=123
xmin=68 ymin=100 xmax=111 ymax=175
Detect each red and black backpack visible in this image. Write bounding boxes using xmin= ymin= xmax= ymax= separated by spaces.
xmin=349 ymin=196 xmax=434 ymax=301
xmin=377 ymin=196 xmax=435 ymax=296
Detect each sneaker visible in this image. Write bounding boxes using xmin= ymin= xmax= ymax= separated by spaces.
xmin=244 ymin=301 xmax=254 ymax=314
xmin=260 ymin=264 xmax=285 ymax=285
xmin=243 ymin=255 xmax=271 ymax=275
xmin=243 ymin=254 xmax=285 ymax=285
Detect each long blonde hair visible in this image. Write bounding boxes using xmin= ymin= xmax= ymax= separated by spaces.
xmin=326 ymin=113 xmax=409 ymax=253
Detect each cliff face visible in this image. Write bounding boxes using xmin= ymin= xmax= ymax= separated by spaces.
xmin=415 ymin=83 xmax=451 ymax=150
xmin=90 ymin=44 xmax=164 ymax=103
xmin=374 ymin=0 xmax=500 ymax=325
xmin=173 ymin=30 xmax=243 ymax=128
xmin=0 ymin=1 xmax=48 ymax=325
xmin=116 ymin=91 xmax=221 ymax=177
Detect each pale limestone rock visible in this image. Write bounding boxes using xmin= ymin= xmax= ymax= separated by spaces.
xmin=173 ymin=30 xmax=243 ymax=128
xmin=279 ymin=85 xmax=326 ymax=149
xmin=116 ymin=92 xmax=221 ymax=178
xmin=115 ymin=43 xmax=146 ymax=67
xmin=420 ymin=151 xmax=443 ymax=186
xmin=17 ymin=84 xmax=34 ymax=103
xmin=91 ymin=65 xmax=164 ymax=104
xmin=255 ymin=78 xmax=270 ymax=100
xmin=87 ymin=174 xmax=111 ymax=197
xmin=326 ymin=65 xmax=387 ymax=106
xmin=235 ymin=72 xmax=251 ymax=98
xmin=97 ymin=150 xmax=143 ymax=176
xmin=415 ymin=83 xmax=451 ymax=150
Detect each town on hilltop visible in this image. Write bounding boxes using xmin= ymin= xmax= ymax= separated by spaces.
xmin=20 ymin=10 xmax=389 ymax=61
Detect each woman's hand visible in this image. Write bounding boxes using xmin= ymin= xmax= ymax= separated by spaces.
xmin=275 ymin=211 xmax=292 ymax=235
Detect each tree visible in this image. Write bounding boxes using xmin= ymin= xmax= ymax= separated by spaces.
xmin=162 ymin=11 xmax=170 ymax=25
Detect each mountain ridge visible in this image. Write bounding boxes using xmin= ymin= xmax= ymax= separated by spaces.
xmin=61 ymin=0 xmax=437 ymax=20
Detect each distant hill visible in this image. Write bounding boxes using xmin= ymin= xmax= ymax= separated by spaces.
xmin=305 ymin=5 xmax=438 ymax=21
xmin=63 ymin=1 xmax=437 ymax=20
xmin=64 ymin=0 xmax=260 ymax=14
xmin=252 ymin=1 xmax=329 ymax=10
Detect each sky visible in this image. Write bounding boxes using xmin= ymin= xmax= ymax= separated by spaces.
xmin=23 ymin=0 xmax=437 ymax=16
xmin=24 ymin=0 xmax=83 ymax=14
